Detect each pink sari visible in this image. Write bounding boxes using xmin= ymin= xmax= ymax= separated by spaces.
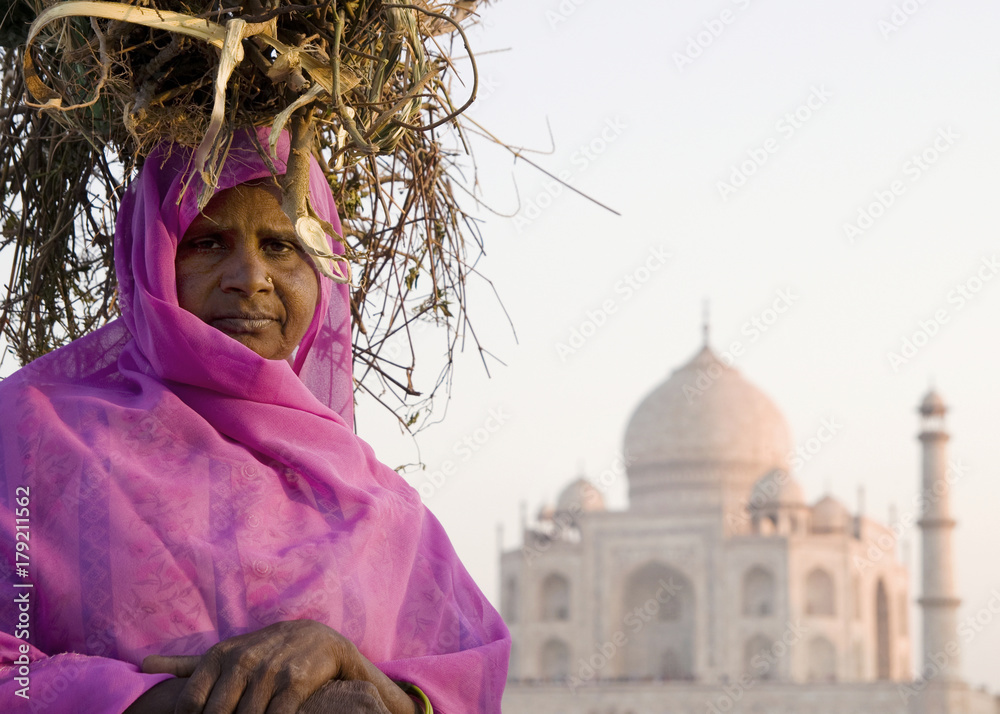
xmin=0 ymin=129 xmax=509 ymax=712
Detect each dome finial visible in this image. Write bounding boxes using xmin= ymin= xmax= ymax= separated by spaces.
xmin=702 ymin=298 xmax=711 ymax=347
xmin=919 ymin=388 xmax=947 ymax=417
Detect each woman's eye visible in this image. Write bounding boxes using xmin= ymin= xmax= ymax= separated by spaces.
xmin=265 ymin=240 xmax=297 ymax=254
xmin=187 ymin=236 xmax=223 ymax=250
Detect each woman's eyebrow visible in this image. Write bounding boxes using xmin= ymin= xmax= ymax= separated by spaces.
xmin=185 ymin=213 xmax=225 ymax=231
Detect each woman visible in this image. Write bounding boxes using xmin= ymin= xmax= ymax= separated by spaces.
xmin=0 ymin=128 xmax=510 ymax=712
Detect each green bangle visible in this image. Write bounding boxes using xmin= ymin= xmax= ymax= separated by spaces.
xmin=398 ymin=681 xmax=433 ymax=714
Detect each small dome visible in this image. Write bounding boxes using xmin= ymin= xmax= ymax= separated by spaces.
xmin=749 ymin=469 xmax=805 ymax=510
xmin=624 ymin=346 xmax=792 ymax=471
xmin=556 ymin=478 xmax=605 ymax=514
xmin=919 ymin=389 xmax=947 ymax=416
xmin=811 ymin=495 xmax=851 ymax=533
xmin=537 ymin=504 xmax=556 ymax=522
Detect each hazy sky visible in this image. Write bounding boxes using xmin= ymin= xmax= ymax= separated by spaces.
xmin=355 ymin=0 xmax=1000 ymax=692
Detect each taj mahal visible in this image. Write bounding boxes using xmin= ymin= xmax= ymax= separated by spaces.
xmin=499 ymin=336 xmax=999 ymax=714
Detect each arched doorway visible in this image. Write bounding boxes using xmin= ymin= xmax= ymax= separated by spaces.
xmin=807 ymin=636 xmax=837 ymax=682
xmin=876 ymin=579 xmax=892 ymax=679
xmin=744 ymin=634 xmax=776 ymax=680
xmin=806 ymin=567 xmax=836 ymax=616
xmin=621 ymin=562 xmax=695 ymax=679
xmin=540 ymin=638 xmax=570 ymax=680
xmin=540 ymin=572 xmax=570 ymax=621
xmin=743 ymin=566 xmax=776 ymax=617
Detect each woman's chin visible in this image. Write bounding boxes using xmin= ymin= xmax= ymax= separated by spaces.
xmin=216 ymin=328 xmax=290 ymax=361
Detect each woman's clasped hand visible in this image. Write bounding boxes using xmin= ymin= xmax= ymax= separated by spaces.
xmin=124 ymin=619 xmax=415 ymax=714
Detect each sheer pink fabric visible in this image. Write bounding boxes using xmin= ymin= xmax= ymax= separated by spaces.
xmin=0 ymin=129 xmax=509 ymax=712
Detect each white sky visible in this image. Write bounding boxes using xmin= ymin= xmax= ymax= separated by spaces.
xmin=355 ymin=0 xmax=1000 ymax=693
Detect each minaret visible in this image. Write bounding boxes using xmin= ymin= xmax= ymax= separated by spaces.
xmin=917 ymin=389 xmax=961 ymax=710
xmin=702 ymin=298 xmax=711 ymax=347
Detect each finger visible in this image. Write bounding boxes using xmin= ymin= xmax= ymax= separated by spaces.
xmin=175 ymin=653 xmax=225 ymax=714
xmin=297 ymin=680 xmax=391 ymax=714
xmin=142 ymin=654 xmax=202 ymax=676
xmin=233 ymin=675 xmax=277 ymax=714
xmin=197 ymin=657 xmax=261 ymax=714
xmin=263 ymin=688 xmax=310 ymax=714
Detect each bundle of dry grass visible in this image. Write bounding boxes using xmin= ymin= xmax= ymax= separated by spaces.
xmin=0 ymin=0 xmax=504 ymax=430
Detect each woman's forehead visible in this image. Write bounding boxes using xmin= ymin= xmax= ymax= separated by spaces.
xmin=240 ymin=176 xmax=284 ymax=194
xmin=178 ymin=171 xmax=284 ymax=235
xmin=188 ymin=182 xmax=293 ymax=233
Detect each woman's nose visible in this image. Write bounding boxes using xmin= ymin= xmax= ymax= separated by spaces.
xmin=219 ymin=245 xmax=273 ymax=295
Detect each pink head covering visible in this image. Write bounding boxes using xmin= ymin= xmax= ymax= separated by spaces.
xmin=116 ymin=128 xmax=355 ymax=424
xmin=0 ymin=128 xmax=509 ymax=712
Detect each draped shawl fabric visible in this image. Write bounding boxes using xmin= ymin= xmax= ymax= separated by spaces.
xmin=0 ymin=129 xmax=509 ymax=712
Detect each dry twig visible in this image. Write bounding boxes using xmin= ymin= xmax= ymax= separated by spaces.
xmin=0 ymin=0 xmax=506 ymax=433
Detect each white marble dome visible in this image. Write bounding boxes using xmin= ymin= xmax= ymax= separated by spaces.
xmin=624 ymin=345 xmax=793 ymax=469
xmin=749 ymin=469 xmax=805 ymax=508
xmin=555 ymin=478 xmax=605 ymax=514
xmin=811 ymin=494 xmax=851 ymax=533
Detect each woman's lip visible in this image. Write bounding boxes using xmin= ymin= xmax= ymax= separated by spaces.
xmin=211 ymin=317 xmax=277 ymax=333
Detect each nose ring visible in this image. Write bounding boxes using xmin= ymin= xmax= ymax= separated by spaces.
xmin=266 ymin=276 xmax=273 ymax=284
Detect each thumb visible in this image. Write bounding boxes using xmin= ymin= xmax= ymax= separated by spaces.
xmin=142 ymin=654 xmax=202 ymax=676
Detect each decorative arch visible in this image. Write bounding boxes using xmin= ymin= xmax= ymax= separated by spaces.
xmin=540 ymin=638 xmax=570 ymax=681
xmin=622 ymin=562 xmax=695 ymax=679
xmin=744 ymin=634 xmax=776 ymax=680
xmin=508 ymin=642 xmax=519 ymax=681
xmin=852 ymin=641 xmax=865 ymax=680
xmin=876 ymin=578 xmax=892 ymax=679
xmin=659 ymin=649 xmax=685 ymax=680
xmin=743 ymin=566 xmax=776 ymax=617
xmin=898 ymin=593 xmax=908 ymax=635
xmin=807 ymin=636 xmax=837 ymax=682
xmin=540 ymin=573 xmax=570 ymax=621
xmin=502 ymin=575 xmax=518 ymax=623
xmin=805 ymin=567 xmax=836 ymax=616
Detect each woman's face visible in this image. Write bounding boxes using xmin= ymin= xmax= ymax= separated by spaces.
xmin=175 ymin=181 xmax=320 ymax=362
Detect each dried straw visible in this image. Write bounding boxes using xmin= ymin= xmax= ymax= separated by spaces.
xmin=0 ymin=0 xmax=508 ymax=431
